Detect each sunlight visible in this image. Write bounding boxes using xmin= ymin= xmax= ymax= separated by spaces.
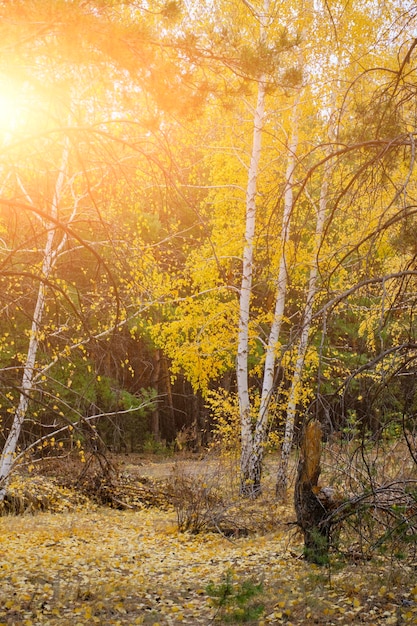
xmin=0 ymin=84 xmax=20 ymax=139
xmin=0 ymin=77 xmax=64 ymax=144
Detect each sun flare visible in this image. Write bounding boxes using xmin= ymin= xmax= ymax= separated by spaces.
xmin=0 ymin=85 xmax=20 ymax=136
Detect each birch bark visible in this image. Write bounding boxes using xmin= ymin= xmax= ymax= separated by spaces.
xmin=238 ymin=1 xmax=304 ymax=497
xmin=248 ymin=97 xmax=301 ymax=494
xmin=0 ymin=139 xmax=70 ymax=499
xmin=276 ymin=127 xmax=335 ymax=499
xmin=238 ymin=76 xmax=267 ymax=495
xmin=237 ymin=0 xmax=269 ymax=496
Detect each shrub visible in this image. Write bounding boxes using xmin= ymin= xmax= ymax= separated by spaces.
xmin=206 ymin=569 xmax=264 ymax=623
xmin=167 ymin=463 xmax=225 ymax=533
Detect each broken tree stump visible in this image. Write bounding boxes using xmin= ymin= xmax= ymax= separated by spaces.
xmin=294 ymin=420 xmax=331 ymax=564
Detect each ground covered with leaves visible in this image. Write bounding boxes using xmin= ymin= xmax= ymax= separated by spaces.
xmin=0 ymin=456 xmax=416 ymax=625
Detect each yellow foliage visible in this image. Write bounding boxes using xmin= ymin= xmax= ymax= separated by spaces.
xmin=206 ymin=388 xmax=241 ymax=452
xmin=151 ymin=295 xmax=238 ymax=393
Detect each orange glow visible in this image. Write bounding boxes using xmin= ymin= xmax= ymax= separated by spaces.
xmin=0 ymin=83 xmax=20 ymax=139
xmin=0 ymin=78 xmax=52 ymax=144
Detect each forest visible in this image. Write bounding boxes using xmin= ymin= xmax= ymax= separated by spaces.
xmin=0 ymin=0 xmax=416 ymax=624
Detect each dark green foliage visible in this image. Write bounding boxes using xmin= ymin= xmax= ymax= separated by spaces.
xmin=206 ymin=569 xmax=264 ymax=623
xmin=343 ymin=86 xmax=404 ymax=144
xmin=303 ymin=528 xmax=330 ymax=565
xmin=390 ymin=213 xmax=417 ymax=257
xmin=96 ymin=383 xmax=157 ymax=452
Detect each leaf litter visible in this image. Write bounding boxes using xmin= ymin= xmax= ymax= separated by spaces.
xmin=0 ymin=504 xmax=416 ymax=626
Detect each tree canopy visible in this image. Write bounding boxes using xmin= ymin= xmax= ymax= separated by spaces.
xmin=0 ymin=0 xmax=416 ymax=504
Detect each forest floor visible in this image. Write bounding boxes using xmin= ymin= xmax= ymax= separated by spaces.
xmin=0 ymin=453 xmax=416 ymax=625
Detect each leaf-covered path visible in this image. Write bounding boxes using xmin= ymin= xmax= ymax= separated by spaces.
xmin=0 ymin=505 xmax=416 ymax=625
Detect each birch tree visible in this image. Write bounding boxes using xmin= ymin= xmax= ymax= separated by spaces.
xmin=0 ymin=0 xmax=201 ymax=493
xmin=0 ymin=140 xmax=70 ymax=498
xmin=274 ymin=0 xmax=407 ymax=498
xmin=237 ymin=0 xmax=270 ymax=497
xmin=240 ymin=93 xmax=302 ymax=496
xmin=136 ymin=0 xmax=413 ymax=500
xmin=237 ymin=0 xmax=308 ymax=495
xmin=275 ymin=130 xmax=333 ymax=498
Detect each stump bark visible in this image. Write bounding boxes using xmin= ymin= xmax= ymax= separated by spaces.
xmin=294 ymin=420 xmax=331 ymax=564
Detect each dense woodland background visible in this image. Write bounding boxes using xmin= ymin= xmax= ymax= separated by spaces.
xmin=0 ymin=0 xmax=416 ymax=512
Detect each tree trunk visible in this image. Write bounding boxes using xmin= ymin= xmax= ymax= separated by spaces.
xmin=0 ymin=140 xmax=69 ymax=500
xmin=151 ymin=348 xmax=162 ymax=440
xmin=276 ymin=112 xmax=335 ymax=499
xmin=238 ymin=14 xmax=302 ymax=496
xmin=246 ymin=95 xmax=300 ymax=496
xmin=237 ymin=50 xmax=267 ymax=497
xmin=161 ymin=354 xmax=175 ymax=440
xmin=294 ymin=420 xmax=330 ymax=564
xmin=276 ymin=159 xmax=329 ymax=499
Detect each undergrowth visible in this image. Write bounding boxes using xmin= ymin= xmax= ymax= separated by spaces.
xmin=166 ymin=457 xmax=284 ymax=536
xmin=1 ymin=443 xmax=416 ymax=569
xmin=206 ymin=569 xmax=264 ymax=623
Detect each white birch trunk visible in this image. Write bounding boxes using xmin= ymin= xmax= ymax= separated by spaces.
xmin=238 ymin=76 xmax=266 ymax=496
xmin=240 ymin=96 xmax=301 ymax=495
xmin=0 ymin=141 xmax=69 ymax=500
xmin=275 ymin=149 xmax=332 ymax=499
xmin=238 ymin=0 xmax=270 ymax=496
